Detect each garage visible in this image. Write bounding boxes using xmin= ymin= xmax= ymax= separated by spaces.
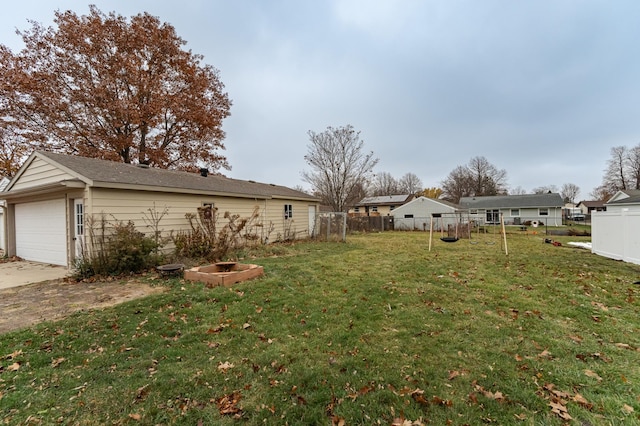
xmin=15 ymin=199 xmax=68 ymax=266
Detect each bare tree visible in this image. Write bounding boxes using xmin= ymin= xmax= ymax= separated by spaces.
xmin=590 ymin=185 xmax=615 ymax=202
xmin=441 ymin=156 xmax=508 ymax=203
xmin=467 ymin=156 xmax=508 ymax=196
xmin=603 ymin=146 xmax=630 ymax=191
xmin=596 ymin=144 xmax=640 ymax=196
xmin=398 ymin=172 xmax=423 ymax=194
xmin=372 ymin=172 xmax=400 ymax=196
xmin=302 ymin=125 xmax=378 ymax=212
xmin=560 ymin=183 xmax=580 ymax=204
xmin=510 ymin=186 xmax=528 ymax=195
xmin=441 ymin=165 xmax=472 ymax=203
xmin=627 ymin=144 xmax=640 ymax=190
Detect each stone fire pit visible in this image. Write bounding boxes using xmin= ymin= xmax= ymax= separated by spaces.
xmin=184 ymin=262 xmax=264 ymax=287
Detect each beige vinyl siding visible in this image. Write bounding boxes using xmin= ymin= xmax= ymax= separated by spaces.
xmin=86 ymin=189 xmax=314 ymax=248
xmin=262 ymin=199 xmax=312 ymax=241
xmin=10 ymin=157 xmax=76 ymax=191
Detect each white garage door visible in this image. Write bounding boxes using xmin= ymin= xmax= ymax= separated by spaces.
xmin=16 ymin=199 xmax=68 ymax=266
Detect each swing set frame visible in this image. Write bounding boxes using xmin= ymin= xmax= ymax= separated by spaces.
xmin=428 ymin=211 xmax=508 ymax=255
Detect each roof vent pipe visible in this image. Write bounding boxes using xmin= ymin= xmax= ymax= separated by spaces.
xmin=200 ymin=168 xmax=208 ymax=177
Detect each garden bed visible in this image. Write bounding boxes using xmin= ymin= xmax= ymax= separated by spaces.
xmin=184 ymin=262 xmax=264 ymax=287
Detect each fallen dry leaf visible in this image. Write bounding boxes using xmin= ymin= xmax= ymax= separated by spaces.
xmin=538 ymin=349 xmax=552 ymax=359
xmin=568 ymin=335 xmax=583 ymax=344
xmin=5 ymin=349 xmax=23 ymax=360
xmin=615 ymin=343 xmax=632 ymax=350
xmin=51 ymin=357 xmax=65 ymax=368
xmin=622 ymin=404 xmax=634 ymax=414
xmin=573 ymin=393 xmax=593 ymax=409
xmin=7 ymin=362 xmax=20 ymax=372
xmin=549 ymin=401 xmax=572 ymax=420
xmin=128 ymin=413 xmax=142 ymax=421
xmin=584 ymin=369 xmax=603 ymax=382
xmin=218 ymin=361 xmax=234 ymax=373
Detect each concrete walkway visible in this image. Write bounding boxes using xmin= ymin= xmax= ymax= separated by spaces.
xmin=0 ymin=261 xmax=71 ymax=289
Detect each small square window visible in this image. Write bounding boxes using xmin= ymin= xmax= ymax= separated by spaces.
xmin=510 ymin=209 xmax=520 ymax=216
xmin=284 ymin=204 xmax=293 ymax=219
xmin=371 ymin=206 xmax=378 ymax=212
xmin=539 ymin=208 xmax=549 ymax=216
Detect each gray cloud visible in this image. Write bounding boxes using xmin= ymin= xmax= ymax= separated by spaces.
xmin=2 ymin=0 xmax=639 ymax=199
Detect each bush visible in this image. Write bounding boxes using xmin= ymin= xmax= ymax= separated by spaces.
xmin=74 ymin=218 xmax=159 ymax=279
xmin=172 ymin=205 xmax=262 ymax=262
xmin=567 ymin=228 xmax=591 ymax=236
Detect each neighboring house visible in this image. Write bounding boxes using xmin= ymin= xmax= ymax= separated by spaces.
xmin=391 ymin=196 xmax=464 ymax=231
xmin=459 ymin=193 xmax=564 ymax=226
xmin=350 ymin=194 xmax=414 ymax=216
xmin=591 ymin=189 xmax=640 ymax=265
xmin=2 ymin=151 xmax=320 ymax=267
xmin=576 ymin=200 xmax=606 ymax=215
xmin=563 ymin=202 xmax=585 ymax=221
xmin=0 ymin=175 xmax=9 ymax=251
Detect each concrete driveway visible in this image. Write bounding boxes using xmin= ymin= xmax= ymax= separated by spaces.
xmin=0 ymin=261 xmax=70 ymax=289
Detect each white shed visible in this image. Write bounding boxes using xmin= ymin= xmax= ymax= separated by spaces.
xmin=591 ymin=189 xmax=640 ymax=265
xmin=391 ymin=197 xmax=463 ymax=231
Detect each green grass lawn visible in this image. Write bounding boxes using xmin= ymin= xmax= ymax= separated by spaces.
xmin=1 ymin=232 xmax=639 ymax=425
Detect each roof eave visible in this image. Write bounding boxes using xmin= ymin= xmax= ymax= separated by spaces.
xmin=1 ymin=179 xmax=86 ymax=201
xmin=90 ymin=181 xmax=273 ymax=199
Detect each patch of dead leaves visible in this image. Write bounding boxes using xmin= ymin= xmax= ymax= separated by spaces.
xmin=539 ymin=383 xmax=595 ymax=421
xmin=215 ymin=391 xmax=242 ymax=417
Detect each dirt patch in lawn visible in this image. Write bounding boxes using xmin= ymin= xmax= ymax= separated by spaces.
xmin=0 ymin=278 xmax=167 ymax=334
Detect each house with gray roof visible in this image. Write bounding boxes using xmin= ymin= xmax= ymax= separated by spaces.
xmin=459 ymin=193 xmax=564 ymax=226
xmin=1 ymin=151 xmax=319 ymax=267
xmin=576 ymin=200 xmax=606 ymax=215
xmin=350 ymin=194 xmax=414 ymax=216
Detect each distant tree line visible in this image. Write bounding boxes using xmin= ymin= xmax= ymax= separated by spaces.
xmin=301 ymin=125 xmax=592 ymax=210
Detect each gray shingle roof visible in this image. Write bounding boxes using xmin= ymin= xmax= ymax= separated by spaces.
xmin=36 ymin=151 xmax=317 ymax=201
xmin=459 ymin=193 xmax=564 ymax=209
xmin=577 ymin=200 xmax=606 ymax=208
xmin=607 ymin=189 xmax=640 ymax=205
xmin=356 ymin=194 xmax=413 ymax=206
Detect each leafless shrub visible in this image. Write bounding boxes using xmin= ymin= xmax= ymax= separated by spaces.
xmin=172 ymin=205 xmax=262 ymax=261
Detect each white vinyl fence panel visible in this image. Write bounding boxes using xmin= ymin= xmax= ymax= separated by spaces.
xmin=591 ymin=210 xmax=640 ymax=265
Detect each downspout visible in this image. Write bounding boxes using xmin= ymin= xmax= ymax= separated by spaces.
xmin=0 ymin=203 xmax=6 ymax=256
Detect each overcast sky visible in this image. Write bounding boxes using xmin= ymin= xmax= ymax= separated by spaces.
xmin=2 ymin=1 xmax=639 ymax=200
